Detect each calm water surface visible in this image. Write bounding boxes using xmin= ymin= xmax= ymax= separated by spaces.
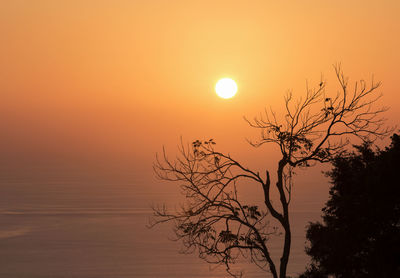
xmin=0 ymin=178 xmax=326 ymax=278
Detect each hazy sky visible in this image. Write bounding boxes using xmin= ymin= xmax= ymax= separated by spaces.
xmin=1 ymin=0 xmax=399 ymax=186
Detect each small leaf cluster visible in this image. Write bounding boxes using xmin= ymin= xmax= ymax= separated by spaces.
xmin=242 ymin=205 xmax=262 ymax=220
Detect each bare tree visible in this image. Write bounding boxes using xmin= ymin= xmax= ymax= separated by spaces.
xmin=150 ymin=65 xmax=390 ymax=278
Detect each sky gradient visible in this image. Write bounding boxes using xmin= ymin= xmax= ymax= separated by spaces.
xmin=1 ymin=1 xmax=399 ymax=179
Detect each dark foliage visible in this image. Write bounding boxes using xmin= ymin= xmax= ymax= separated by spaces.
xmin=301 ymin=134 xmax=400 ymax=278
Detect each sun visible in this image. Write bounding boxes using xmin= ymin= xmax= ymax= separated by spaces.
xmin=215 ymin=78 xmax=237 ymax=99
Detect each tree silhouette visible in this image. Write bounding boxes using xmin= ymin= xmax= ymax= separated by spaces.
xmin=150 ymin=65 xmax=390 ymax=278
xmin=301 ymin=134 xmax=400 ymax=278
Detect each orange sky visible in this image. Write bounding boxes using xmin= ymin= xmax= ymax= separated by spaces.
xmin=1 ymin=0 xmax=399 ymax=185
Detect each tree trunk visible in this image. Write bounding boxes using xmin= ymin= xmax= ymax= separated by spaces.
xmin=279 ymin=218 xmax=291 ymax=278
xmin=276 ymin=159 xmax=291 ymax=278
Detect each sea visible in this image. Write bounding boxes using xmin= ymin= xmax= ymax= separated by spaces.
xmin=0 ymin=174 xmax=327 ymax=278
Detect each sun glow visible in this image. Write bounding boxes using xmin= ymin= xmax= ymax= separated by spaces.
xmin=215 ymin=78 xmax=237 ymax=99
